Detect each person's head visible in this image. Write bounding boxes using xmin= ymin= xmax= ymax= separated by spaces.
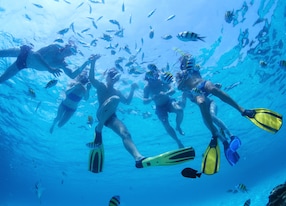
xmin=179 ymin=54 xmax=196 ymax=71
xmin=106 ymin=68 xmax=121 ymax=84
xmin=77 ymin=70 xmax=89 ymax=85
xmin=144 ymin=70 xmax=159 ymax=82
xmin=60 ymin=41 xmax=78 ymax=57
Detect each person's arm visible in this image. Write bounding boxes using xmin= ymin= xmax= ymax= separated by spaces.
xmin=88 ymin=54 xmax=102 ymax=89
xmin=120 ymin=83 xmax=138 ymax=105
xmin=62 ymin=60 xmax=90 ymax=79
xmin=164 ymin=85 xmax=175 ymax=96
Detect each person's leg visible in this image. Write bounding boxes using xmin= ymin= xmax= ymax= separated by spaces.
xmin=57 ymin=109 xmax=75 ymax=127
xmin=196 ymin=95 xmax=219 ymax=136
xmin=160 ymin=118 xmax=184 ymax=148
xmin=0 ymin=63 xmax=19 ymax=84
xmin=170 ymin=102 xmax=185 ymax=135
xmin=50 ymin=103 xmax=65 ymax=133
xmin=107 ymin=117 xmax=144 ymax=161
xmin=205 ymin=81 xmax=245 ymax=114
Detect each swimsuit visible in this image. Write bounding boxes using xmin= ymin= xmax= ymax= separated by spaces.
xmin=155 ymin=99 xmax=175 ymax=121
xmin=67 ymin=93 xmax=82 ymax=102
xmin=16 ymin=45 xmax=32 ymax=70
xmin=62 ymin=104 xmax=76 ymax=113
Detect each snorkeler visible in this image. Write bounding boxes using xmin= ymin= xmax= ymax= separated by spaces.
xmin=0 ymin=41 xmax=89 ymax=84
xmin=143 ymin=64 xmax=185 ymax=149
xmin=50 ymin=69 xmax=91 ymax=133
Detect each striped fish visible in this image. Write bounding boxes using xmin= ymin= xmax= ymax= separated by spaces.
xmin=161 ymin=72 xmax=174 ymax=84
xmin=109 ymin=195 xmax=120 ymax=206
xmin=236 ymin=183 xmax=248 ymax=193
xmin=45 ymin=79 xmax=58 ymax=89
xmin=279 ymin=60 xmax=286 ymax=69
xmin=177 ymin=31 xmax=205 ymax=42
xmin=244 ymin=199 xmax=251 ymax=206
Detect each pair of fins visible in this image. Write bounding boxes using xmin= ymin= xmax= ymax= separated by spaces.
xmin=183 ymin=108 xmax=283 ymax=177
xmin=88 ymin=146 xmax=195 ymax=173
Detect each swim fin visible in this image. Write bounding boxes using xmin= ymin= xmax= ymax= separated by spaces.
xmin=88 ymin=144 xmax=104 ymax=173
xmin=201 ymin=137 xmax=220 ymax=175
xmin=243 ymin=108 xmax=283 ymax=133
xmin=136 ymin=147 xmax=195 ymax=168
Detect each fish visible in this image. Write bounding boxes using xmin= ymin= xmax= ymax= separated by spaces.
xmin=165 ymin=14 xmax=175 ymax=21
xmin=81 ymin=28 xmax=90 ymax=33
xmin=141 ymin=38 xmax=144 ymax=45
xmin=109 ymin=19 xmax=121 ymax=29
xmin=123 ymin=45 xmax=131 ymax=54
xmin=279 ymin=60 xmax=286 ymax=69
xmin=225 ymin=10 xmax=234 ymax=23
xmin=115 ymin=63 xmax=124 ymax=72
xmin=54 ymin=38 xmax=64 ymax=43
xmin=259 ymin=60 xmax=267 ymax=67
xmin=235 ymin=183 xmax=248 ymax=193
xmin=109 ymin=195 xmax=120 ymax=206
xmin=161 ymin=72 xmax=174 ymax=84
xmin=32 ymin=3 xmax=43 ymax=8
xmin=76 ymin=2 xmax=84 ymax=9
xmin=244 ymin=199 xmax=251 ymax=206
xmin=35 ymin=101 xmax=42 ymax=112
xmin=122 ymin=2 xmax=125 ymax=12
xmin=87 ymin=115 xmax=94 ymax=127
xmin=96 ymin=16 xmax=103 ymax=21
xmin=92 ymin=20 xmax=98 ymax=29
xmin=45 ymin=79 xmax=58 ymax=89
xmin=28 ymin=87 xmax=36 ymax=98
xmin=181 ymin=168 xmax=202 ymax=178
xmin=177 ymin=31 xmax=205 ymax=42
xmin=57 ymin=28 xmax=69 ymax=35
xmin=35 ymin=182 xmax=45 ymax=200
xmin=149 ymin=26 xmax=154 ymax=39
xmin=88 ymin=4 xmax=92 ymax=14
xmin=129 ymin=14 xmax=132 ymax=24
xmin=100 ymin=33 xmax=113 ymax=42
xmin=147 ymin=9 xmax=156 ymax=18
xmin=25 ymin=14 xmax=32 ymax=21
xmin=70 ymin=22 xmax=75 ymax=33
xmin=161 ymin=34 xmax=172 ymax=40
xmin=111 ymin=50 xmax=116 ymax=55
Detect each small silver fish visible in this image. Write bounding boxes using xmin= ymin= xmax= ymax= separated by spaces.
xmin=129 ymin=14 xmax=132 ymax=24
xmin=109 ymin=19 xmax=121 ymax=29
xmin=177 ymin=31 xmax=205 ymax=42
xmin=54 ymin=38 xmax=64 ymax=43
xmin=96 ymin=16 xmax=103 ymax=21
xmin=28 ymin=87 xmax=36 ymax=98
xmin=100 ymin=33 xmax=113 ymax=42
xmin=45 ymin=79 xmax=58 ymax=88
xmin=225 ymin=10 xmax=234 ymax=23
xmin=76 ymin=2 xmax=84 ymax=9
xmin=92 ymin=20 xmax=98 ymax=29
xmin=57 ymin=28 xmax=69 ymax=35
xmin=165 ymin=14 xmax=175 ymax=21
xmin=122 ymin=2 xmax=125 ymax=12
xmin=149 ymin=26 xmax=154 ymax=39
xmin=161 ymin=34 xmax=172 ymax=40
xmin=147 ymin=9 xmax=156 ymax=18
xmin=81 ymin=28 xmax=90 ymax=33
xmin=33 ymin=3 xmax=43 ymax=8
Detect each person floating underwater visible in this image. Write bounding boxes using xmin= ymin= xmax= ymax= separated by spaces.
xmin=50 ymin=69 xmax=91 ymax=133
xmin=143 ymin=64 xmax=185 ymax=149
xmin=179 ymin=83 xmax=241 ymax=167
xmin=176 ymin=53 xmax=283 ymax=175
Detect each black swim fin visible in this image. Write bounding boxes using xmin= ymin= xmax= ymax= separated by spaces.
xmin=136 ymin=147 xmax=195 ymax=168
xmin=243 ymin=108 xmax=283 ymax=133
xmin=201 ymin=137 xmax=220 ymax=175
xmin=88 ymin=144 xmax=104 ymax=173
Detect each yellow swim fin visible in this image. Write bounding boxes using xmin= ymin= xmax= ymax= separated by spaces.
xmin=88 ymin=144 xmax=104 ymax=173
xmin=243 ymin=108 xmax=283 ymax=133
xmin=136 ymin=147 xmax=195 ymax=168
xmin=201 ymin=137 xmax=220 ymax=175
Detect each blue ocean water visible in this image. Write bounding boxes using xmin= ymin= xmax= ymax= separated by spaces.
xmin=0 ymin=0 xmax=285 ymax=205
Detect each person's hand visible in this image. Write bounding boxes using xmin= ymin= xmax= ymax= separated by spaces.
xmin=131 ymin=83 xmax=138 ymax=90
xmin=51 ymin=68 xmax=62 ymax=77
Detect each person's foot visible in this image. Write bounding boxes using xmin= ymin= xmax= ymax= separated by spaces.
xmin=176 ymin=126 xmax=185 ymax=135
xmin=242 ymin=109 xmax=256 ymax=118
xmin=135 ymin=157 xmax=147 ymax=168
